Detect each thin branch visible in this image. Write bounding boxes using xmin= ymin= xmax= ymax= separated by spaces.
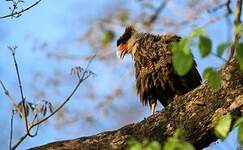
xmin=34 ymin=79 xmax=83 ymax=125
xmin=211 ymin=52 xmax=228 ymax=62
xmin=11 ymin=57 xmax=95 ymax=149
xmin=9 ymin=110 xmax=15 ymax=150
xmin=12 ymin=132 xmax=28 ymax=150
xmin=228 ymin=0 xmax=242 ymax=60
xmin=0 ymin=0 xmax=42 ymax=19
xmin=85 ymin=53 xmax=96 ymax=71
xmin=207 ymin=1 xmax=232 ymax=14
xmin=12 ymin=78 xmax=84 ymax=149
xmin=9 ymin=47 xmax=31 ymax=137
xmin=0 ymin=80 xmax=24 ymax=116
xmin=145 ymin=0 xmax=169 ymax=26
xmin=226 ymin=0 xmax=232 ymax=14
xmin=33 ymin=67 xmax=93 ymax=126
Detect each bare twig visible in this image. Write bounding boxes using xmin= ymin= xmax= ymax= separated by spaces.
xmin=211 ymin=52 xmax=228 ymax=62
xmin=9 ymin=110 xmax=15 ymax=150
xmin=145 ymin=0 xmax=169 ymax=27
xmin=8 ymin=46 xmax=32 ymax=137
xmin=0 ymin=80 xmax=24 ymax=116
xmin=226 ymin=0 xmax=232 ymax=14
xmin=11 ymin=56 xmax=95 ymax=150
xmin=228 ymin=0 xmax=242 ymax=60
xmin=207 ymin=1 xmax=232 ymax=14
xmin=0 ymin=0 xmax=41 ymax=19
xmin=85 ymin=54 xmax=96 ymax=71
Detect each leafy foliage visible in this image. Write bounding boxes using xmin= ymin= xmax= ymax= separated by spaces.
xmin=102 ymin=30 xmax=115 ymax=45
xmin=203 ymin=67 xmax=221 ymax=91
xmin=190 ymin=27 xmax=205 ymax=37
xmin=198 ymin=36 xmax=212 ymax=57
xmin=214 ymin=113 xmax=232 ymax=139
xmin=128 ymin=129 xmax=195 ymax=150
xmin=216 ymin=42 xmax=230 ymax=57
xmin=238 ymin=123 xmax=243 ymax=145
xmin=233 ymin=117 xmax=243 ymax=128
xmin=232 ymin=117 xmax=243 ymax=146
xmin=235 ymin=24 xmax=243 ymax=35
xmin=236 ymin=43 xmax=243 ymax=70
xmin=117 ymin=10 xmax=128 ymax=24
xmin=128 ymin=139 xmax=161 ymax=150
xmin=163 ymin=129 xmax=195 ymax=150
xmin=172 ymin=40 xmax=193 ymax=76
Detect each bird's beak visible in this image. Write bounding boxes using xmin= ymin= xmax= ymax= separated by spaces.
xmin=116 ymin=44 xmax=128 ymax=59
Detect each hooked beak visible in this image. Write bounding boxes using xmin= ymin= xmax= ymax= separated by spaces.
xmin=116 ymin=44 xmax=128 ymax=59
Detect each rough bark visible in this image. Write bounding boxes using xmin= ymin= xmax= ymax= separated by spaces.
xmin=30 ymin=59 xmax=243 ymax=150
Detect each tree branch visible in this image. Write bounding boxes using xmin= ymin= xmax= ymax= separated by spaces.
xmin=9 ymin=110 xmax=15 ymax=150
xmin=29 ymin=58 xmax=243 ymax=150
xmin=145 ymin=0 xmax=169 ymax=27
xmin=8 ymin=47 xmax=31 ymax=137
xmin=11 ymin=59 xmax=95 ymax=150
xmin=0 ymin=0 xmax=42 ymax=19
xmin=229 ymin=0 xmax=242 ymax=60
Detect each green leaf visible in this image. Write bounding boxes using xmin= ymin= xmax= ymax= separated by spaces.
xmin=233 ymin=117 xmax=243 ymax=128
xmin=217 ymin=42 xmax=230 ymax=57
xmin=238 ymin=123 xmax=243 ymax=145
xmin=190 ymin=27 xmax=205 ymax=37
xmin=102 ymin=30 xmax=115 ymax=45
xmin=163 ymin=137 xmax=178 ymax=150
xmin=203 ymin=67 xmax=221 ymax=91
xmin=129 ymin=144 xmax=143 ymax=150
xmin=163 ymin=129 xmax=195 ymax=150
xmin=172 ymin=39 xmax=193 ymax=76
xmin=173 ymin=128 xmax=183 ymax=138
xmin=163 ymin=138 xmax=194 ymax=150
xmin=236 ymin=43 xmax=243 ymax=70
xmin=235 ymin=24 xmax=243 ymax=35
xmin=179 ymin=38 xmax=192 ymax=54
xmin=118 ymin=11 xmax=128 ymax=24
xmin=172 ymin=38 xmax=191 ymax=54
xmin=214 ymin=113 xmax=232 ymax=139
xmin=177 ymin=142 xmax=195 ymax=150
xmin=172 ymin=51 xmax=193 ymax=76
xmin=128 ymin=139 xmax=143 ymax=150
xmin=171 ymin=42 xmax=180 ymax=53
xmin=147 ymin=141 xmax=161 ymax=150
xmin=199 ymin=36 xmax=212 ymax=57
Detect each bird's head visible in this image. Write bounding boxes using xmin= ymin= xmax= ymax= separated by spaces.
xmin=116 ymin=26 xmax=136 ymax=59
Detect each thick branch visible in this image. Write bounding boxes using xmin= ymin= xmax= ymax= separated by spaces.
xmin=229 ymin=0 xmax=242 ymax=60
xmin=30 ymin=59 xmax=243 ymax=150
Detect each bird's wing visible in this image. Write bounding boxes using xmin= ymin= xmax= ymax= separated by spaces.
xmin=136 ymin=34 xmax=181 ymax=73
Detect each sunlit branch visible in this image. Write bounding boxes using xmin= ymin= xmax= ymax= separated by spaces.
xmin=229 ymin=0 xmax=242 ymax=60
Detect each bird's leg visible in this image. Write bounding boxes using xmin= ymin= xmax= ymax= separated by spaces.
xmin=151 ymin=103 xmax=156 ymax=115
xmin=150 ymin=100 xmax=157 ymax=115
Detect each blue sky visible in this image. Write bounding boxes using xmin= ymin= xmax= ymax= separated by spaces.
xmin=0 ymin=0 xmax=240 ymax=149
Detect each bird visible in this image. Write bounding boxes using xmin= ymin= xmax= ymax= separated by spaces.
xmin=116 ymin=26 xmax=202 ymax=114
